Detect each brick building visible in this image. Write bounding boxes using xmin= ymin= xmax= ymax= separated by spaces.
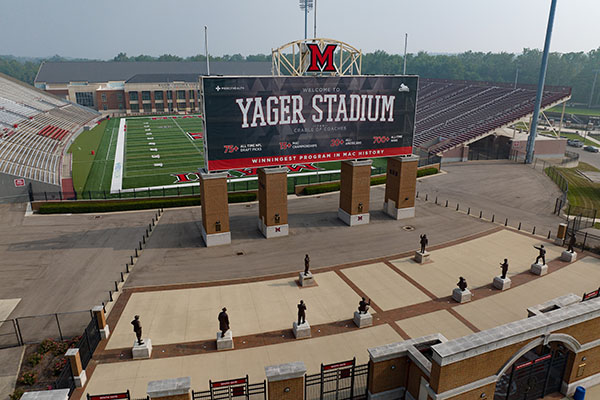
xmin=34 ymin=61 xmax=271 ymax=116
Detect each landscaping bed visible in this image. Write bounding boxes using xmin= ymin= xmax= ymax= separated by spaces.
xmin=11 ymin=338 xmax=80 ymax=400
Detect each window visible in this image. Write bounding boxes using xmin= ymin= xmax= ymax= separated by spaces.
xmin=143 ymin=103 xmax=152 ymax=113
xmin=167 ymin=91 xmax=173 ymax=100
xmin=155 ymin=103 xmax=164 ymax=112
xmin=131 ymin=103 xmax=139 ymax=112
xmin=177 ymin=102 xmax=187 ymax=110
xmin=117 ymin=93 xmax=123 ymax=101
xmin=101 ymin=93 xmax=107 ymax=102
xmin=75 ymin=92 xmax=94 ymax=107
xmin=168 ymin=103 xmax=173 ymax=111
xmin=118 ymin=103 xmax=124 ymax=110
xmin=189 ymin=90 xmax=195 ymax=99
xmin=102 ymin=104 xmax=108 ymax=111
xmin=154 ymin=91 xmax=163 ymax=101
xmin=129 ymin=91 xmax=138 ymax=101
xmin=142 ymin=91 xmax=151 ymax=101
xmin=177 ymin=90 xmax=186 ymax=100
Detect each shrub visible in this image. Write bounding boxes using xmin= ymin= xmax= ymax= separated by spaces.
xmin=27 ymin=353 xmax=43 ymax=367
xmin=10 ymin=389 xmax=24 ymax=400
xmin=18 ymin=372 xmax=37 ymax=386
xmin=51 ymin=358 xmax=68 ymax=376
xmin=37 ymin=338 xmax=58 ymax=354
xmin=302 ymin=167 xmax=439 ymax=195
xmin=52 ymin=341 xmax=69 ymax=356
xmin=37 ymin=192 xmax=257 ymax=214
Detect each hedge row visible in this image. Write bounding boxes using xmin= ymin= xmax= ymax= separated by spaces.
xmin=302 ymin=167 xmax=439 ymax=196
xmin=37 ymin=192 xmax=256 ymax=214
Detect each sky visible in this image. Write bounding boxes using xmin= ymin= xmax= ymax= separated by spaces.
xmin=0 ymin=0 xmax=598 ymax=59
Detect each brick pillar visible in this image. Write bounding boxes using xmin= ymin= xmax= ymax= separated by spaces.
xmin=92 ymin=305 xmax=110 ymax=339
xmin=147 ymin=377 xmax=191 ymax=400
xmin=383 ymin=155 xmax=419 ymax=220
xmin=199 ymin=170 xmax=231 ymax=246
xmin=265 ymin=361 xmax=306 ymax=400
xmin=65 ymin=348 xmax=86 ymax=387
xmin=461 ymin=145 xmax=469 ymax=162
xmin=338 ymin=160 xmax=372 ymax=226
xmin=258 ymin=167 xmax=288 ymax=238
xmin=366 ymin=344 xmax=410 ymax=400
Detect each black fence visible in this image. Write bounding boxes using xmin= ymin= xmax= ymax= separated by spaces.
xmin=305 ymin=358 xmax=368 ymax=400
xmin=53 ymin=315 xmax=101 ymax=395
xmin=0 ymin=319 xmax=21 ymax=349
xmin=565 ymin=204 xmax=597 ymax=231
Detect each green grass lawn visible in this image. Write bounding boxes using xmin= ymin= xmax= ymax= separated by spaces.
xmin=82 ymin=118 xmax=120 ymax=193
xmin=68 ymin=120 xmax=111 ymax=193
xmin=555 ymin=162 xmax=600 ymax=211
xmin=556 ymin=132 xmax=597 ymax=146
xmin=548 ymin=106 xmax=600 ymax=117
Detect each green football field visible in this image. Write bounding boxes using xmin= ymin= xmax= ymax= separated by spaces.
xmin=71 ymin=115 xmax=388 ymax=197
xmin=122 ymin=116 xmax=205 ymax=189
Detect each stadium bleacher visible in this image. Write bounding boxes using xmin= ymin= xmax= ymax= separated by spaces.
xmin=0 ymin=73 xmax=100 ymax=186
xmin=415 ymin=78 xmax=571 ymax=155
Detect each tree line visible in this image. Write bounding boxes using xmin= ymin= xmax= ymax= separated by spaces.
xmin=1 ymin=48 xmax=598 ymax=105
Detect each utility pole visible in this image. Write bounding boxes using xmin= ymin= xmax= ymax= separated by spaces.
xmin=589 ymin=70 xmax=599 ymax=108
xmin=204 ymin=26 xmax=210 ymax=76
xmin=525 ymin=0 xmax=558 ymax=164
xmin=403 ymin=33 xmax=408 ymax=75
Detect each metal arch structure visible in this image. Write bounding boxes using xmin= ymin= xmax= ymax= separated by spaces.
xmin=271 ymin=38 xmax=362 ymax=76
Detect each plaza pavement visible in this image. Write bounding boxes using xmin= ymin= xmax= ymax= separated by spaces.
xmin=80 ymin=228 xmax=600 ymax=398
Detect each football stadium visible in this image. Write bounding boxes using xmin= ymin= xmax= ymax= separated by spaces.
xmin=2 ymin=2 xmax=600 ymax=400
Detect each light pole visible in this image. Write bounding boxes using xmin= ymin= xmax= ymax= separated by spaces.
xmin=514 ymin=67 xmax=519 ymax=89
xmin=299 ymin=0 xmax=314 ymax=40
xmin=204 ymin=26 xmax=210 ymax=76
xmin=403 ymin=33 xmax=408 ymax=75
xmin=525 ymin=0 xmax=558 ymax=164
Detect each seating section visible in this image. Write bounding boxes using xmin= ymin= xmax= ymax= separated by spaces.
xmin=415 ymin=79 xmax=571 ymax=154
xmin=0 ymin=74 xmax=100 ymax=185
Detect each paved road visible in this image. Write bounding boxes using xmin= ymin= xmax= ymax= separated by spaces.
xmin=567 ymin=146 xmax=600 ymax=169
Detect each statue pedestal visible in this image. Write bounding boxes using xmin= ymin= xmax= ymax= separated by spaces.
xmin=414 ymin=251 xmax=430 ymax=264
xmin=353 ymin=311 xmax=373 ymax=328
xmin=493 ymin=276 xmax=511 ymax=291
xmin=561 ymin=250 xmax=577 ymax=262
xmin=530 ymin=263 xmax=548 ymax=276
xmin=452 ymin=288 xmax=472 ymax=303
xmin=292 ymin=321 xmax=311 ymax=339
xmin=299 ymin=272 xmax=316 ymax=287
xmin=216 ymin=331 xmax=234 ymax=350
xmin=132 ymin=338 xmax=152 ymax=359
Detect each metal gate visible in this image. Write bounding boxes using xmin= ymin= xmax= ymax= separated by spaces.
xmin=192 ymin=376 xmax=266 ymax=400
xmin=305 ymin=358 xmax=369 ymax=400
xmin=494 ymin=348 xmax=568 ymax=400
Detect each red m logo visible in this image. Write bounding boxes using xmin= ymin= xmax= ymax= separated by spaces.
xmin=307 ymin=43 xmax=337 ymax=72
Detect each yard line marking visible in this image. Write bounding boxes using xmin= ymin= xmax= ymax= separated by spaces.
xmin=171 ymin=117 xmax=203 ymax=154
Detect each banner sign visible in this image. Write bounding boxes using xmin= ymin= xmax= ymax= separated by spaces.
xmin=202 ymin=76 xmax=417 ymax=171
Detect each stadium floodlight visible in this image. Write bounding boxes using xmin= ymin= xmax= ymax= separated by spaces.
xmin=299 ymin=0 xmax=314 ymax=40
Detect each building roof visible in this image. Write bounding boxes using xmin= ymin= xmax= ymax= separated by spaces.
xmin=126 ymin=73 xmax=201 ymax=84
xmin=35 ymin=61 xmax=272 ymax=84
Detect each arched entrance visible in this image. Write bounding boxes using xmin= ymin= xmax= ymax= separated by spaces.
xmin=494 ymin=342 xmax=571 ymax=400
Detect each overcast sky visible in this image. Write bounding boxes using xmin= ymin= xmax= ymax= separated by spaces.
xmin=0 ymin=0 xmax=598 ymax=59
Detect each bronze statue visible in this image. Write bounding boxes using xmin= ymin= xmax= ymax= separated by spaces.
xmin=297 ymin=300 xmax=307 ymax=325
xmin=500 ymin=259 xmax=509 ymax=279
xmin=420 ymin=234 xmax=428 ymax=253
xmin=304 ymin=254 xmax=310 ymax=276
xmin=567 ymin=234 xmax=576 ymax=253
xmin=457 ymin=277 xmax=468 ymax=292
xmin=218 ymin=307 xmax=230 ymax=338
xmin=358 ymin=297 xmax=371 ymax=314
xmin=534 ymin=245 xmax=546 ymax=264
xmin=131 ymin=315 xmax=143 ymax=345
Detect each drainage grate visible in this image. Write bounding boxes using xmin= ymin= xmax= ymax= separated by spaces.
xmin=236 ymin=251 xmax=245 ymax=256
xmin=402 ymin=225 xmax=415 ymax=231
